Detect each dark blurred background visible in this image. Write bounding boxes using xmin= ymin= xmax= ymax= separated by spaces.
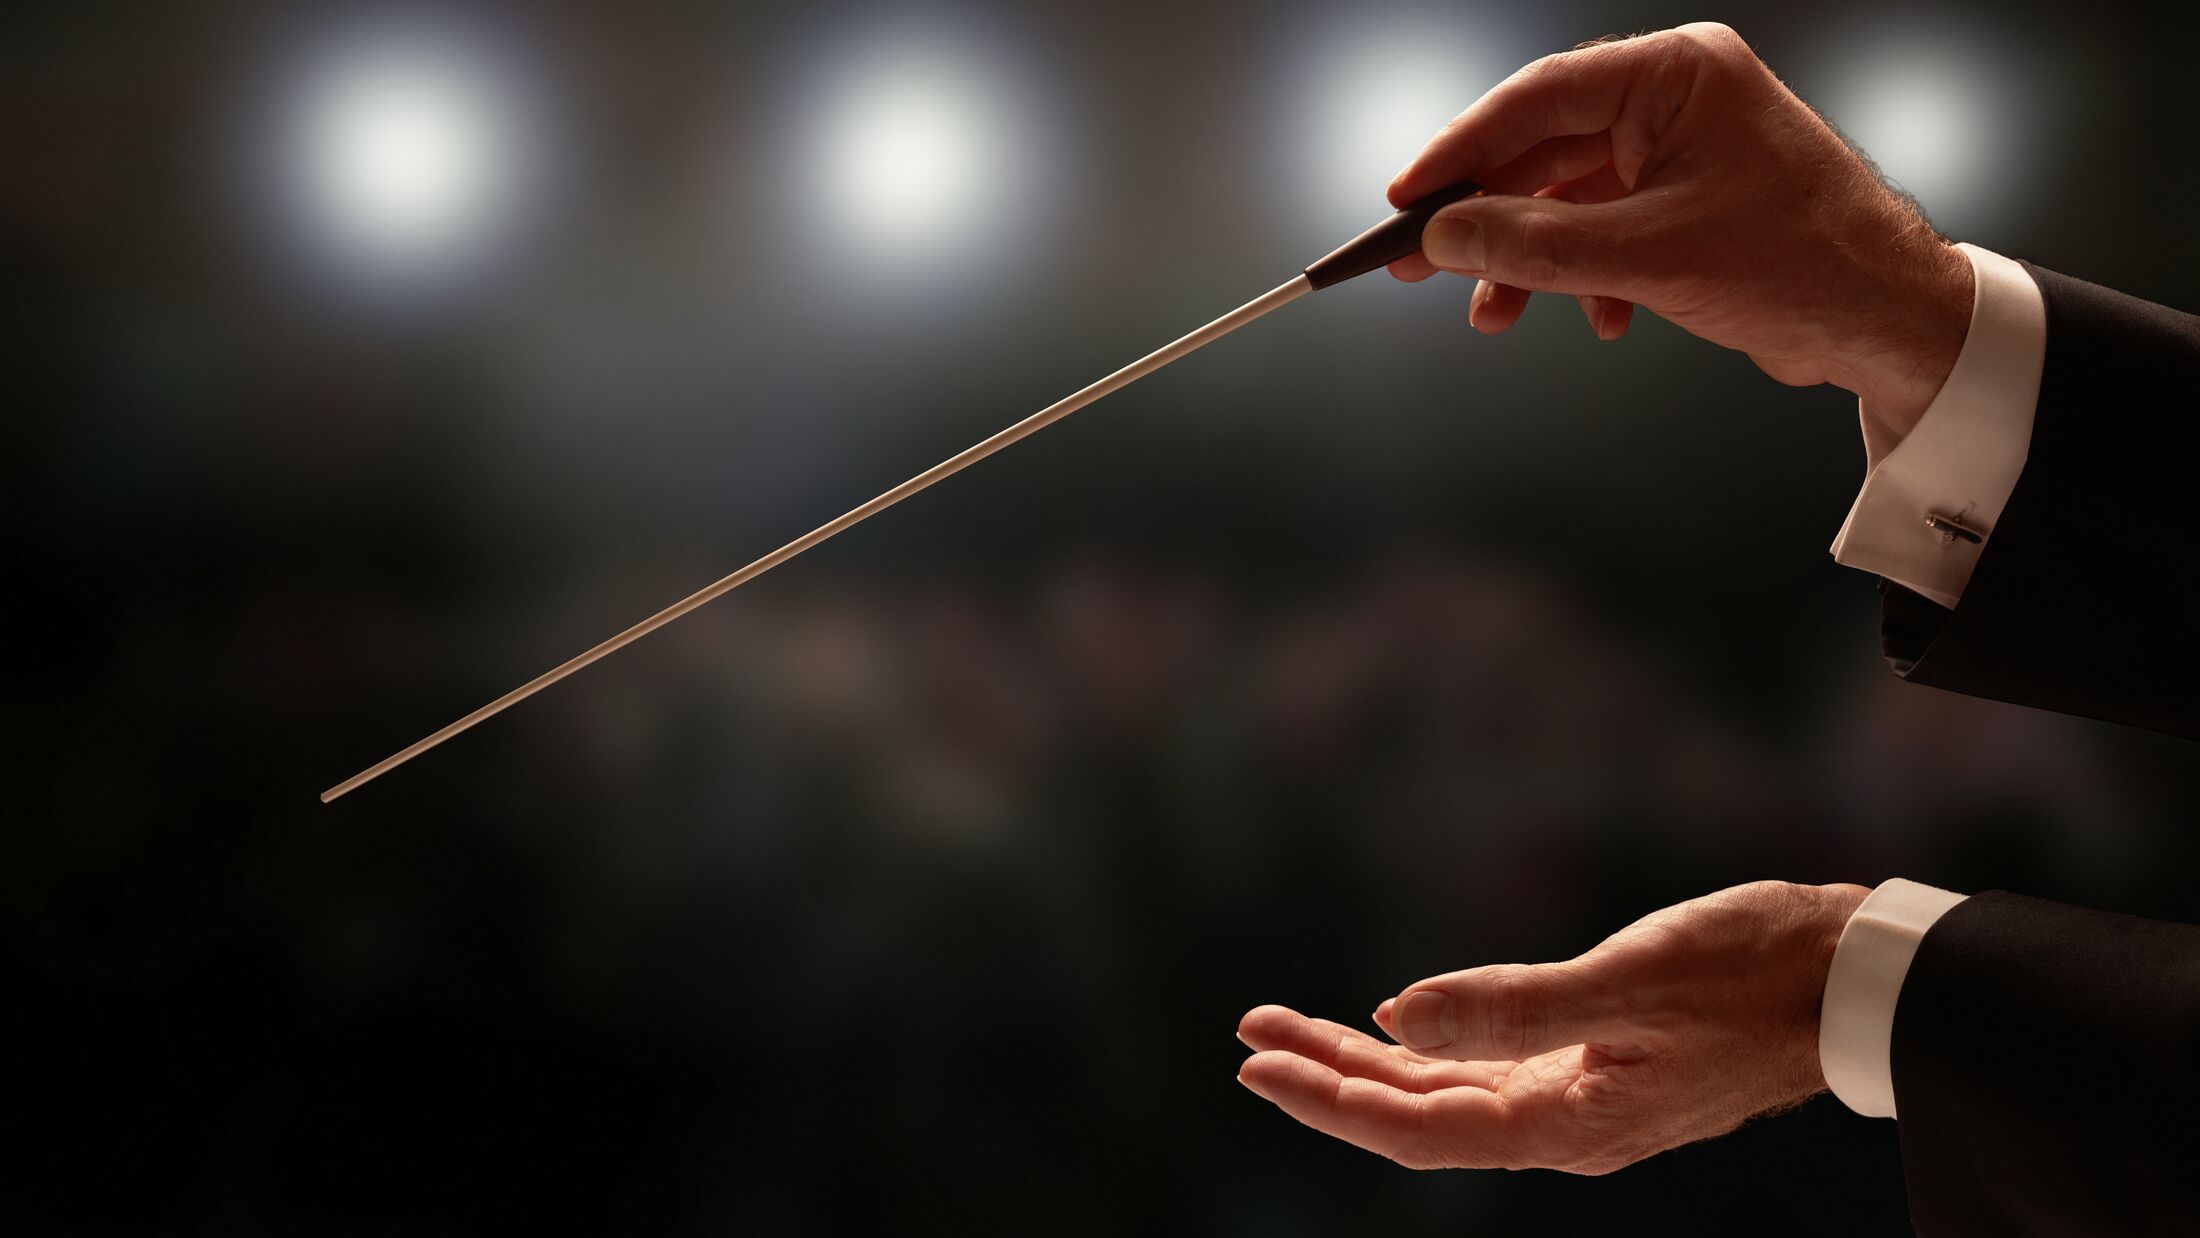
xmin=7 ymin=0 xmax=2197 ymax=1232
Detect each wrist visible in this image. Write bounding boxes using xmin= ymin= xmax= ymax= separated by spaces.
xmin=1740 ymin=881 xmax=1872 ymax=1102
xmin=1830 ymin=238 xmax=1974 ymax=444
xmin=1803 ymin=882 xmax=1873 ymax=1085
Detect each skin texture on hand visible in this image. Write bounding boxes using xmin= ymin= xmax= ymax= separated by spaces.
xmin=1386 ymin=23 xmax=1974 ymax=443
xmin=1237 ymin=880 xmax=1872 ymax=1174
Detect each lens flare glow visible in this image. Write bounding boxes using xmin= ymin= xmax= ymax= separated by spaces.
xmin=1808 ymin=31 xmax=2036 ymax=235
xmin=822 ymin=60 xmax=997 ymax=246
xmin=1277 ymin=11 xmax=1526 ymax=235
xmin=1830 ymin=64 xmax=1988 ymax=217
xmin=799 ymin=35 xmax=1035 ymax=273
xmin=282 ymin=28 xmax=532 ymax=280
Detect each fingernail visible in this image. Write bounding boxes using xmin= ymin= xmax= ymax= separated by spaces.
xmin=1396 ymin=990 xmax=1457 ymax=1049
xmin=1424 ymin=215 xmax=1485 ymax=273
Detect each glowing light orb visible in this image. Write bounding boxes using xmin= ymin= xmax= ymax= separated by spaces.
xmin=282 ymin=27 xmax=533 ymax=280
xmin=1810 ymin=31 xmax=2035 ymax=234
xmin=799 ymin=35 xmax=1036 ymax=275
xmin=825 ymin=63 xmax=995 ymax=244
xmin=1278 ymin=11 xmax=1526 ymax=235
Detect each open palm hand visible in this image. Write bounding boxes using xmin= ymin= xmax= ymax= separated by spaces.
xmin=1237 ymin=881 xmax=1870 ymax=1174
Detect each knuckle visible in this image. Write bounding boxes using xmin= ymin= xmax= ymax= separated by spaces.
xmin=1481 ymin=965 xmax=1548 ymax=1058
xmin=1738 ymin=878 xmax=1795 ymax=906
xmin=1386 ymin=1094 xmax=1439 ymax=1170
xmin=1515 ymin=51 xmax=1567 ymax=84
xmin=1674 ymin=23 xmax=1764 ymax=85
xmin=1498 ymin=50 xmax=1573 ymax=110
xmin=1678 ymin=21 xmax=1745 ymax=57
xmin=1510 ymin=210 xmax=1566 ymax=288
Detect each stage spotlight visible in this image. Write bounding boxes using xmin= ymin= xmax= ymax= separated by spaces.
xmin=819 ymin=54 xmax=997 ymax=249
xmin=272 ymin=21 xmax=546 ymax=294
xmin=1811 ymin=33 xmax=2033 ymax=234
xmin=1273 ymin=9 xmax=1529 ymax=237
xmin=790 ymin=29 xmax=1045 ymax=288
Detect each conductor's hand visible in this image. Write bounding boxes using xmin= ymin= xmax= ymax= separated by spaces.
xmin=1236 ymin=880 xmax=1870 ymax=1173
xmin=1392 ymin=23 xmax=1971 ymax=441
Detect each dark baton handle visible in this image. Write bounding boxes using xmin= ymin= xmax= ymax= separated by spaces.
xmin=1301 ymin=181 xmax=1485 ymax=291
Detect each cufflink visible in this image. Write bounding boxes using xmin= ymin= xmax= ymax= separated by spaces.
xmin=1924 ymin=511 xmax=1983 ymax=544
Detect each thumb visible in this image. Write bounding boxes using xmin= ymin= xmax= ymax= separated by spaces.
xmin=1384 ymin=958 xmax=1634 ymax=1062
xmin=1419 ymin=193 xmax=1654 ymax=300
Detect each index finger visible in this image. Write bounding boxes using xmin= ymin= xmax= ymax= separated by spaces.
xmin=1239 ymin=1050 xmax=1511 ymax=1168
xmin=1386 ymin=34 xmax=1667 ymax=206
xmin=1237 ymin=1005 xmax=1513 ymax=1092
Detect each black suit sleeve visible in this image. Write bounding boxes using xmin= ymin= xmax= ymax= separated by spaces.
xmin=1889 ymin=892 xmax=2200 ymax=1236
xmin=1879 ymin=265 xmax=2200 ymax=739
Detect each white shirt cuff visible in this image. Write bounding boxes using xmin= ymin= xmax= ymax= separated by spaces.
xmin=1828 ymin=244 xmax=2047 ymax=608
xmin=1819 ymin=878 xmax=1969 ymax=1119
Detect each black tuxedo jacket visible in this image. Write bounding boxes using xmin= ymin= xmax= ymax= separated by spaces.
xmin=1875 ymin=266 xmax=2200 ymax=1235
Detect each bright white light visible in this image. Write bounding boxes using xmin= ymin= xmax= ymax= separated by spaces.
xmin=284 ymin=29 xmax=529 ymax=279
xmin=824 ymin=61 xmax=995 ymax=245
xmin=1280 ymin=11 xmax=1525 ymax=235
xmin=803 ymin=38 xmax=1027 ymax=269
xmin=1810 ymin=33 xmax=2033 ymax=233
xmin=1831 ymin=60 xmax=1989 ymax=219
